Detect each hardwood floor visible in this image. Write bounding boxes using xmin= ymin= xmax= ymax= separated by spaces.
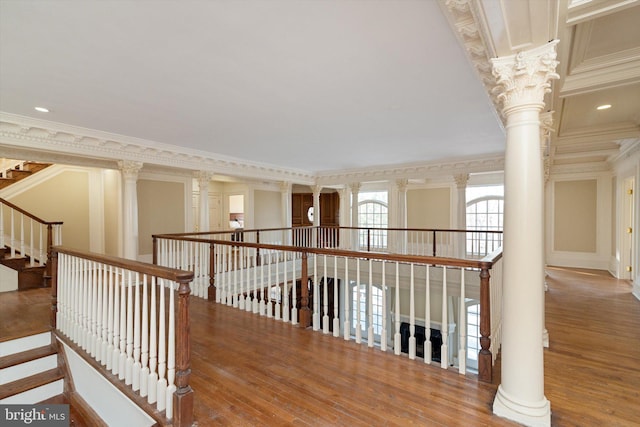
xmin=544 ymin=267 xmax=640 ymax=426
xmin=1 ymin=267 xmax=638 ymax=426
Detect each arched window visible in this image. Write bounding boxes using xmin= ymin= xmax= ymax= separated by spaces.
xmin=466 ymin=196 xmax=504 ymax=257
xmin=358 ymin=191 xmax=388 ymax=250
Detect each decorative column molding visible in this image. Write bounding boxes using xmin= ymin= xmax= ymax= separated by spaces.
xmin=490 ymin=40 xmax=558 ymax=427
xmin=118 ymin=160 xmax=143 ymax=260
xmin=454 ymin=173 xmax=469 ymax=258
xmin=539 ymin=112 xmax=554 ymax=348
xmin=396 ymin=179 xmax=408 ymax=254
xmin=350 ymin=182 xmax=361 ymax=251
xmin=195 ymin=171 xmax=214 ymax=232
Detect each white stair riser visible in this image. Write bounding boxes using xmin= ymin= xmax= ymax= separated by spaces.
xmin=0 ymin=379 xmax=63 ymax=404
xmin=0 ymin=354 xmax=58 ymax=385
xmin=0 ymin=332 xmax=51 ymax=357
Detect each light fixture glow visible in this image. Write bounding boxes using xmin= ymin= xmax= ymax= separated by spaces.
xmin=596 ymin=104 xmax=611 ymax=110
xmin=34 ymin=107 xmax=50 ymax=113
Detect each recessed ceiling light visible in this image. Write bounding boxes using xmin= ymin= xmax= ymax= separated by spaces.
xmin=596 ymin=104 xmax=611 ymax=110
xmin=34 ymin=107 xmax=50 ymax=113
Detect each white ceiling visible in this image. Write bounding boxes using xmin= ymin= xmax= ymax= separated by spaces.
xmin=0 ymin=0 xmax=505 ymax=175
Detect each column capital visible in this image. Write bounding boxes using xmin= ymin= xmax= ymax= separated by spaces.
xmin=279 ymin=181 xmax=292 ymax=193
xmin=349 ymin=182 xmax=361 ymax=194
xmin=118 ymin=160 xmax=143 ymax=180
xmin=453 ymin=173 xmax=470 ymax=189
xmin=395 ymin=178 xmax=409 ymax=192
xmin=491 ymin=40 xmax=559 ymax=115
xmin=194 ymin=170 xmax=214 ymax=186
xmin=310 ymin=184 xmax=323 ymax=195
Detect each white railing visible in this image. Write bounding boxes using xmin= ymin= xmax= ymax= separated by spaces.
xmin=154 ymin=230 xmax=502 ymax=381
xmin=0 ymin=197 xmax=62 ymax=267
xmin=53 ymin=247 xmax=194 ymax=425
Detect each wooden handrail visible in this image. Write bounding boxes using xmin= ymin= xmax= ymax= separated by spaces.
xmin=52 ymin=246 xmax=194 ymax=283
xmin=0 ymin=196 xmax=63 ymax=225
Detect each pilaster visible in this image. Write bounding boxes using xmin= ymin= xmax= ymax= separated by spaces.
xmin=195 ymin=171 xmax=214 ymax=232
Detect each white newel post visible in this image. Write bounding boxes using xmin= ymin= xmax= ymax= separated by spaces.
xmin=454 ymin=174 xmax=469 ymax=259
xmin=280 ymin=182 xmax=292 ymax=245
xmin=196 ymin=171 xmax=213 ymax=233
xmin=396 ymin=179 xmax=408 ymax=254
xmin=119 ymin=161 xmax=143 ymax=260
xmin=491 ymin=40 xmax=559 ymax=427
xmin=350 ymin=182 xmax=361 ymax=251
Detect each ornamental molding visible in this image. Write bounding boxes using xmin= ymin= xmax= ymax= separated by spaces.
xmin=315 ymin=154 xmax=504 ymax=186
xmin=0 ymin=112 xmax=315 ymax=185
xmin=118 ymin=160 xmax=143 ymax=180
xmin=491 ymin=41 xmax=560 ymax=114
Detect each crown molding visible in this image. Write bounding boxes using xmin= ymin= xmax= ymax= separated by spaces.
xmin=315 ymin=153 xmax=505 ymax=186
xmin=0 ymin=112 xmax=316 ymax=185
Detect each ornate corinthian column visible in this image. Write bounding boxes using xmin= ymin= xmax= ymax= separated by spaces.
xmin=118 ymin=160 xmax=143 ymax=260
xmin=350 ymin=182 xmax=361 ymax=251
xmin=396 ymin=179 xmax=408 ymax=254
xmin=491 ymin=40 xmax=559 ymax=427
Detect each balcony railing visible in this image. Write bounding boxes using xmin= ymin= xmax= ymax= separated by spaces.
xmin=51 ymin=246 xmax=195 ymax=426
xmin=153 ymin=226 xmax=503 ymax=383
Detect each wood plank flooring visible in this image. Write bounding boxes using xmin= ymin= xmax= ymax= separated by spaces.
xmin=1 ymin=267 xmax=638 ymax=426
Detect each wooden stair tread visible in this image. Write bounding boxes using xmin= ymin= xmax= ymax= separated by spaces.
xmin=0 ymin=344 xmax=57 ymax=369
xmin=0 ymin=367 xmax=64 ymax=400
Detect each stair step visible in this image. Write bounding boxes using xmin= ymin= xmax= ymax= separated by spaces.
xmin=0 ymin=344 xmax=57 ymax=369
xmin=22 ymin=162 xmax=51 ymax=174
xmin=0 ymin=367 xmax=64 ymax=400
xmin=6 ymin=169 xmax=32 ymax=180
xmin=0 ymin=257 xmax=28 ymax=271
xmin=0 ymin=177 xmax=18 ymax=189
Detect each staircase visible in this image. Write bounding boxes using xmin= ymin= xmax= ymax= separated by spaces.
xmin=0 ymin=161 xmax=52 ymax=190
xmin=0 ymin=246 xmax=47 ymax=290
xmin=0 ymin=332 xmax=63 ymax=404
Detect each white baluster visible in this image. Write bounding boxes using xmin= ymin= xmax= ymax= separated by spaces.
xmin=118 ymin=268 xmax=128 ymax=380
xmin=312 ymin=255 xmax=319 ymax=331
xmin=166 ymin=281 xmax=176 ymax=419
xmin=215 ymin=244 xmax=221 ymax=303
xmin=125 ymin=271 xmax=134 ymax=385
xmin=94 ymin=263 xmax=103 ymax=362
xmin=368 ymin=259 xmax=374 ymax=347
xmin=112 ymin=267 xmax=121 ymax=375
xmin=380 ymin=261 xmax=387 ymax=351
xmin=0 ymin=203 xmax=4 ymax=249
xmin=106 ymin=266 xmax=115 ymax=370
xmin=281 ymin=252 xmax=287 ymax=322
xmin=239 ymin=246 xmax=245 ymax=310
xmin=458 ymin=268 xmax=466 ymax=375
xmin=29 ymin=219 xmax=34 ymax=266
xmin=355 ymin=258 xmax=361 ymax=344
xmin=409 ymin=263 xmax=416 ymax=360
xmin=424 ymin=265 xmax=432 ymax=364
xmin=91 ymin=261 xmax=99 ymax=358
xmin=148 ymin=276 xmax=158 ymax=404
xmin=132 ymin=272 xmax=142 ymax=391
xmin=82 ymin=259 xmax=89 ymax=350
xmin=441 ymin=266 xmax=449 ymax=369
xmin=333 ymin=255 xmax=339 ymax=338
xmin=394 ymin=261 xmax=401 ymax=355
xmin=156 ymin=278 xmax=167 ymax=411
xmin=233 ymin=247 xmax=238 ymax=308
xmin=263 ymin=251 xmax=270 ymax=318
xmin=101 ymin=265 xmax=109 ymax=364
xmin=140 ymin=273 xmax=149 ymax=396
xmin=323 ymin=255 xmax=329 ymax=334
xmin=343 ymin=257 xmax=350 ymax=341
xmin=20 ymin=212 xmax=24 ymax=260
xmin=10 ymin=209 xmax=15 ymax=257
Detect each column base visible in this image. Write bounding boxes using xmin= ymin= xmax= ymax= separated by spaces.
xmin=493 ymin=385 xmax=551 ymax=427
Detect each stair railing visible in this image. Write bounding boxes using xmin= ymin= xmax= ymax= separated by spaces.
xmin=50 ymin=246 xmax=195 ymax=427
xmin=0 ymin=197 xmax=63 ymax=282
